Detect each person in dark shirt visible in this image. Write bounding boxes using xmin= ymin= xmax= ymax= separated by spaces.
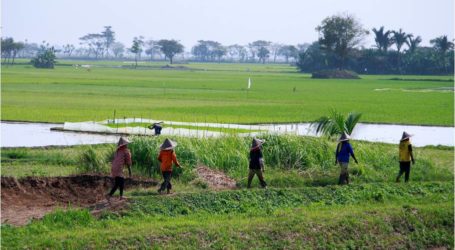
xmin=335 ymin=132 xmax=358 ymax=185
xmin=247 ymin=138 xmax=267 ymax=188
xmin=396 ymin=131 xmax=415 ymax=183
xmin=148 ymin=122 xmax=163 ymax=135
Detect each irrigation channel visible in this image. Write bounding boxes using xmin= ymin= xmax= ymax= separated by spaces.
xmin=1 ymin=120 xmax=454 ymax=148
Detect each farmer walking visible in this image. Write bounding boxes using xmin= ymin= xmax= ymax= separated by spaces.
xmin=335 ymin=132 xmax=358 ymax=185
xmin=247 ymin=138 xmax=267 ymax=189
xmin=396 ymin=132 xmax=415 ymax=183
xmin=157 ymin=138 xmax=181 ymax=194
xmin=149 ymin=122 xmax=163 ymax=135
xmin=106 ymin=137 xmax=132 ymax=201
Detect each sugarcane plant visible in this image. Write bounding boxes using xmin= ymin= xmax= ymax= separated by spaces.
xmin=312 ymin=109 xmax=362 ymax=138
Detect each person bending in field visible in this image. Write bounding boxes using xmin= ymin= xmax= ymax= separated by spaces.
xmin=106 ymin=137 xmax=132 ymax=201
xmin=157 ymin=138 xmax=181 ymax=194
xmin=396 ymin=131 xmax=415 ymax=183
xmin=335 ymin=132 xmax=358 ymax=185
xmin=148 ymin=122 xmax=163 ymax=136
xmin=247 ymin=138 xmax=267 ymax=189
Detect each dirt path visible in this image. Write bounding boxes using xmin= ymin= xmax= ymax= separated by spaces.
xmin=195 ymin=165 xmax=237 ymax=190
xmin=1 ymin=175 xmax=157 ymax=226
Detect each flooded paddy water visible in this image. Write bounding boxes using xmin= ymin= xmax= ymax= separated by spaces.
xmin=1 ymin=120 xmax=453 ymax=148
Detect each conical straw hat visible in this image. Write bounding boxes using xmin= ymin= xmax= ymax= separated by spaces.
xmin=117 ymin=137 xmax=130 ymax=148
xmin=400 ymin=131 xmax=413 ymax=141
xmin=251 ymin=138 xmax=265 ymax=150
xmin=338 ymin=132 xmax=351 ymax=142
xmin=160 ymin=138 xmax=177 ymax=150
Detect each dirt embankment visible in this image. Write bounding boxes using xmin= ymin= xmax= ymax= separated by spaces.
xmin=195 ymin=166 xmax=237 ymax=190
xmin=1 ymin=175 xmax=158 ymax=226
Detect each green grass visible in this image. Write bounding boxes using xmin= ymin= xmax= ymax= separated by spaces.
xmin=1 ymin=135 xmax=453 ymax=248
xmin=2 ymin=61 xmax=453 ymax=125
xmin=105 ymin=122 xmax=262 ymax=134
xmin=1 ymin=183 xmax=453 ymax=249
xmin=2 ymin=136 xmax=453 ymax=184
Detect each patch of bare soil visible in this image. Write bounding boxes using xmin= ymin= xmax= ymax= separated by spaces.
xmin=1 ymin=175 xmax=158 ymax=226
xmin=195 ymin=165 xmax=237 ymax=190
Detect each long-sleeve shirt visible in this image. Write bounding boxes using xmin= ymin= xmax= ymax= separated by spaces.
xmin=249 ymin=148 xmax=263 ymax=170
xmin=158 ymin=150 xmax=180 ymax=172
xmin=336 ymin=142 xmax=354 ymax=163
xmin=111 ymin=147 xmax=132 ymax=177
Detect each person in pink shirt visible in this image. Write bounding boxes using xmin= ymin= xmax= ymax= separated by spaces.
xmin=106 ymin=137 xmax=132 ymax=201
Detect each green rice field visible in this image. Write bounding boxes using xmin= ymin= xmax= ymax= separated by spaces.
xmin=1 ymin=60 xmax=453 ymax=125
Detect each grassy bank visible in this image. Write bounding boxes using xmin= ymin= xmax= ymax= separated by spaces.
xmin=1 ymin=182 xmax=453 ymax=249
xmin=2 ymin=135 xmax=453 ymax=185
xmin=1 ymin=134 xmax=453 ymax=248
xmin=2 ymin=62 xmax=453 ymax=125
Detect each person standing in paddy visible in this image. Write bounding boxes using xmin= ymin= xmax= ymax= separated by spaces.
xmin=396 ymin=132 xmax=415 ymax=183
xmin=157 ymin=138 xmax=181 ymax=194
xmin=247 ymin=138 xmax=267 ymax=189
xmin=335 ymin=132 xmax=358 ymax=185
xmin=106 ymin=137 xmax=132 ymax=201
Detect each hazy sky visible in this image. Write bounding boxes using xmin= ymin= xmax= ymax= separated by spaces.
xmin=2 ymin=0 xmax=454 ymax=50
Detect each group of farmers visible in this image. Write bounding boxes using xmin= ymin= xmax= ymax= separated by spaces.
xmin=105 ymin=123 xmax=415 ymax=200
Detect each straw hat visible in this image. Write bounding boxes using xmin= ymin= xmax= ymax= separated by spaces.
xmin=400 ymin=131 xmax=413 ymax=141
xmin=117 ymin=137 xmax=130 ymax=148
xmin=160 ymin=138 xmax=177 ymax=150
xmin=338 ymin=132 xmax=351 ymax=142
xmin=251 ymin=138 xmax=265 ymax=150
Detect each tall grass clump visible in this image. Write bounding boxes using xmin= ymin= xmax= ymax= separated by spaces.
xmin=127 ymin=135 xmax=452 ymax=184
xmin=79 ymin=147 xmax=107 ymax=173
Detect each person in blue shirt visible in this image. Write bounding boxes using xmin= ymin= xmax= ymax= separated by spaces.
xmin=148 ymin=122 xmax=163 ymax=135
xmin=335 ymin=132 xmax=358 ymax=185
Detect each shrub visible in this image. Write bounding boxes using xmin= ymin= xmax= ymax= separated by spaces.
xmin=31 ymin=47 xmax=56 ymax=69
xmin=312 ymin=69 xmax=360 ymax=79
xmin=79 ymin=147 xmax=106 ymax=173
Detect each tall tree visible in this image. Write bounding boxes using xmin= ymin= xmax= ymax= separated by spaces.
xmin=145 ymin=40 xmax=161 ymax=61
xmin=157 ymin=39 xmax=184 ymax=64
xmin=316 ymin=14 xmax=368 ymax=69
xmin=392 ymin=29 xmax=411 ymax=53
xmin=101 ymin=26 xmax=115 ymax=58
xmin=257 ymin=47 xmax=270 ymax=64
xmin=372 ymin=26 xmax=393 ymax=52
xmin=130 ymin=36 xmax=144 ymax=68
xmin=111 ymin=42 xmax=125 ymax=58
xmin=392 ymin=29 xmax=412 ymax=72
xmin=270 ymin=43 xmax=283 ymax=63
xmin=62 ymin=44 xmax=75 ymax=57
xmin=249 ymin=40 xmax=271 ymax=63
xmin=430 ymin=35 xmax=454 ymax=73
xmin=406 ymin=36 xmax=422 ymax=54
xmin=227 ymin=44 xmax=247 ymax=61
xmin=79 ymin=33 xmax=105 ymax=58
xmin=279 ymin=45 xmax=299 ymax=63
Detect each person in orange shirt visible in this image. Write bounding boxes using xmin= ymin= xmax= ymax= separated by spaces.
xmin=157 ymin=138 xmax=181 ymax=194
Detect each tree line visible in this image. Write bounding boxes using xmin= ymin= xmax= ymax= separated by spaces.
xmin=1 ymin=14 xmax=453 ymax=74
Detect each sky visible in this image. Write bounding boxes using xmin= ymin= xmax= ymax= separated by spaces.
xmin=2 ymin=0 xmax=454 ymax=50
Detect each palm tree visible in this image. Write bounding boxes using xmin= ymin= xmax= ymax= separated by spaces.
xmin=392 ymin=29 xmax=411 ymax=53
xmin=406 ymin=36 xmax=422 ymax=54
xmin=372 ymin=26 xmax=393 ymax=53
xmin=430 ymin=35 xmax=454 ymax=73
xmin=392 ymin=29 xmax=412 ymax=73
xmin=312 ymin=110 xmax=362 ymax=138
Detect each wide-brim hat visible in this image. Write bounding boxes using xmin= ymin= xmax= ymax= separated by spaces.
xmin=160 ymin=138 xmax=177 ymax=150
xmin=338 ymin=132 xmax=351 ymax=142
xmin=251 ymin=138 xmax=265 ymax=150
xmin=117 ymin=137 xmax=130 ymax=148
xmin=400 ymin=131 xmax=413 ymax=141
